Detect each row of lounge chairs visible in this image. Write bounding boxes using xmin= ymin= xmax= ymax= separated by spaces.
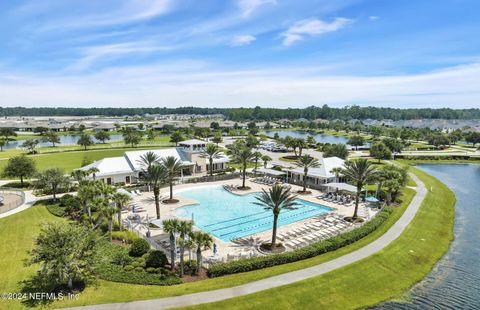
xmin=128 ymin=189 xmax=142 ymax=196
xmin=252 ymin=177 xmax=282 ymax=186
xmin=277 ymin=216 xmax=353 ymax=249
xmin=317 ymin=192 xmax=356 ymax=205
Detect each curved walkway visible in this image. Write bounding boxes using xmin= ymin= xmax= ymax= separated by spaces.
xmin=70 ymin=172 xmax=427 ymax=310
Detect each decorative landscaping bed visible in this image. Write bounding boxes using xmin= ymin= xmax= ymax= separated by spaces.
xmin=94 ymin=240 xmax=182 ymax=286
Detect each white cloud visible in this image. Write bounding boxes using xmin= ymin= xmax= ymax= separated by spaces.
xmin=230 ymin=35 xmax=256 ymax=46
xmin=238 ymin=0 xmax=277 ymax=17
xmin=282 ymin=18 xmax=353 ymax=46
xmin=68 ymin=42 xmax=176 ymax=71
xmin=369 ymin=16 xmax=379 ymax=21
xmin=33 ymin=0 xmax=172 ymax=31
xmin=1 ymin=63 xmax=480 ymax=109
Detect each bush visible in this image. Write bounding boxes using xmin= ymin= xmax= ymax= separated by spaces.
xmin=146 ymin=250 xmax=168 ymax=268
xmin=111 ymin=252 xmax=133 ymax=267
xmin=129 ymin=239 xmax=150 ymax=257
xmin=123 ymin=265 xmax=134 ymax=272
xmin=45 ymin=203 xmax=65 ymax=217
xmin=183 ymin=260 xmax=198 ymax=276
xmin=94 ymin=240 xmax=182 ymax=286
xmin=208 ymin=208 xmax=393 ymax=278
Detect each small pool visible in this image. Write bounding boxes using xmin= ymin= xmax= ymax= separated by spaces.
xmin=174 ymin=186 xmax=333 ymax=241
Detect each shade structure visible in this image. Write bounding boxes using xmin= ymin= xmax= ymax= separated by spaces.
xmin=324 ymin=182 xmax=358 ymax=193
xmin=117 ymin=188 xmax=136 ymax=198
xmin=366 ymin=196 xmax=379 ymax=203
xmin=254 ymin=167 xmax=286 ymax=177
xmin=150 ymin=219 xmax=163 ymax=228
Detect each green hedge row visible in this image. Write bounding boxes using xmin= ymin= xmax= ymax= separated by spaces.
xmin=208 ymin=208 xmax=393 ymax=278
xmin=95 ymin=263 xmax=182 ymax=286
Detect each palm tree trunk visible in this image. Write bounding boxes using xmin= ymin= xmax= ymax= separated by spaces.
xmin=179 ymin=246 xmax=185 ymax=276
xmin=20 ymin=175 xmax=24 ymax=186
xmin=303 ymin=171 xmax=307 ymax=192
xmin=386 ymin=192 xmax=392 ymax=205
xmin=154 ymin=186 xmax=160 ymax=219
xmin=170 ymin=233 xmax=176 ymax=270
xmin=242 ymin=163 xmax=246 ymax=188
xmin=353 ymin=192 xmax=360 ymax=219
xmin=117 ymin=210 xmax=122 ymax=231
xmin=271 ymin=213 xmax=279 ymax=248
xmin=108 ymin=218 xmax=113 ymax=242
xmin=169 ymin=181 xmax=173 ymax=200
xmin=196 ymin=247 xmax=202 ymax=274
xmin=210 ymin=158 xmax=213 ymax=176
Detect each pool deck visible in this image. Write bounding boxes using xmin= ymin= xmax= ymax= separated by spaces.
xmin=123 ymin=177 xmax=376 ymax=261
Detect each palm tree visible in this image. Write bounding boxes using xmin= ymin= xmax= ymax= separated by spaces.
xmin=87 ymin=167 xmax=100 ymax=181
xmin=200 ymin=144 xmax=221 ymax=176
xmin=160 ymin=156 xmax=183 ymax=201
xmin=70 ymin=169 xmax=88 ymax=184
xmin=191 ymin=231 xmax=213 ymax=274
xmin=177 ymin=220 xmax=193 ymax=276
xmin=340 ymin=159 xmax=378 ymax=220
xmin=253 ymin=185 xmax=299 ymax=248
xmin=137 ymin=151 xmax=160 ymax=191
xmin=148 ymin=164 xmax=167 ymax=219
xmin=330 ymin=167 xmax=343 ymax=183
xmin=306 ymin=136 xmax=316 ymax=148
xmin=230 ymin=146 xmax=254 ymax=189
xmin=261 ymin=155 xmax=272 ymax=168
xmin=77 ymin=181 xmax=102 ymax=226
xmin=113 ymin=192 xmax=132 ymax=231
xmin=295 ymin=155 xmax=320 ymax=193
xmin=252 ymin=151 xmax=263 ymax=176
xmin=97 ymin=198 xmax=117 ymax=241
xmin=163 ymin=219 xmax=181 ymax=270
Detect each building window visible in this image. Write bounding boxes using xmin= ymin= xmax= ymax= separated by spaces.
xmin=125 ymin=176 xmax=130 ymax=184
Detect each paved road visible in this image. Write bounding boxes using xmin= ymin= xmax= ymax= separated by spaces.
xmin=69 ymin=173 xmax=427 ymax=310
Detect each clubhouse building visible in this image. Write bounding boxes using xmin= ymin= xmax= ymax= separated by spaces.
xmin=80 ymin=139 xmax=230 ymax=185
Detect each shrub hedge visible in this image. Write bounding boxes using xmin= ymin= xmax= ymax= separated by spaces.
xmin=45 ymin=202 xmax=65 ymax=217
xmin=208 ymin=208 xmax=393 ymax=278
xmin=129 ymin=238 xmax=150 ymax=257
xmin=94 ymin=240 xmax=182 ymax=286
xmin=146 ymin=250 xmax=168 ymax=268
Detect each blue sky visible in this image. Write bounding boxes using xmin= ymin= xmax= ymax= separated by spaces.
xmin=0 ymin=0 xmax=479 ymax=108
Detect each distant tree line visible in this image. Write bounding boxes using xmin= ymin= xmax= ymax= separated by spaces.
xmin=1 ymin=105 xmax=480 ymax=121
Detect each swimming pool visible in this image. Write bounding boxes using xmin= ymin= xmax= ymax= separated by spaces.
xmin=174 ymin=186 xmax=333 ymax=241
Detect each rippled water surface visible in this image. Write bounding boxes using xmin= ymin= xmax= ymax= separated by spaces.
xmin=2 ymin=134 xmax=124 ymax=149
xmin=377 ymin=164 xmax=480 ymax=309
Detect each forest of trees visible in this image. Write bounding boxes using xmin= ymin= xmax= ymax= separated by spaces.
xmin=1 ymin=105 xmax=480 ymax=121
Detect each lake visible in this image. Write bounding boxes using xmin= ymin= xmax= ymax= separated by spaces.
xmin=2 ymin=134 xmax=124 ymax=150
xmin=377 ymin=164 xmax=480 ymax=309
xmin=263 ymin=130 xmax=350 ymax=144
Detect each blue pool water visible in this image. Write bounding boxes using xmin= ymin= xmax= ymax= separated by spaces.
xmin=174 ymin=186 xmax=333 ymax=241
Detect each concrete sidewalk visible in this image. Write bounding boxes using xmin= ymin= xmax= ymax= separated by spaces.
xmin=67 ymin=173 xmax=427 ymax=310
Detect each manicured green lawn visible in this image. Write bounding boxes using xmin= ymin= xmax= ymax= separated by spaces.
xmin=183 ymin=166 xmax=455 ymax=309
xmin=0 ymin=184 xmax=415 ymax=309
xmin=0 ymin=202 xmax=64 ymax=309
xmin=0 ymin=146 xmax=172 ymax=175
